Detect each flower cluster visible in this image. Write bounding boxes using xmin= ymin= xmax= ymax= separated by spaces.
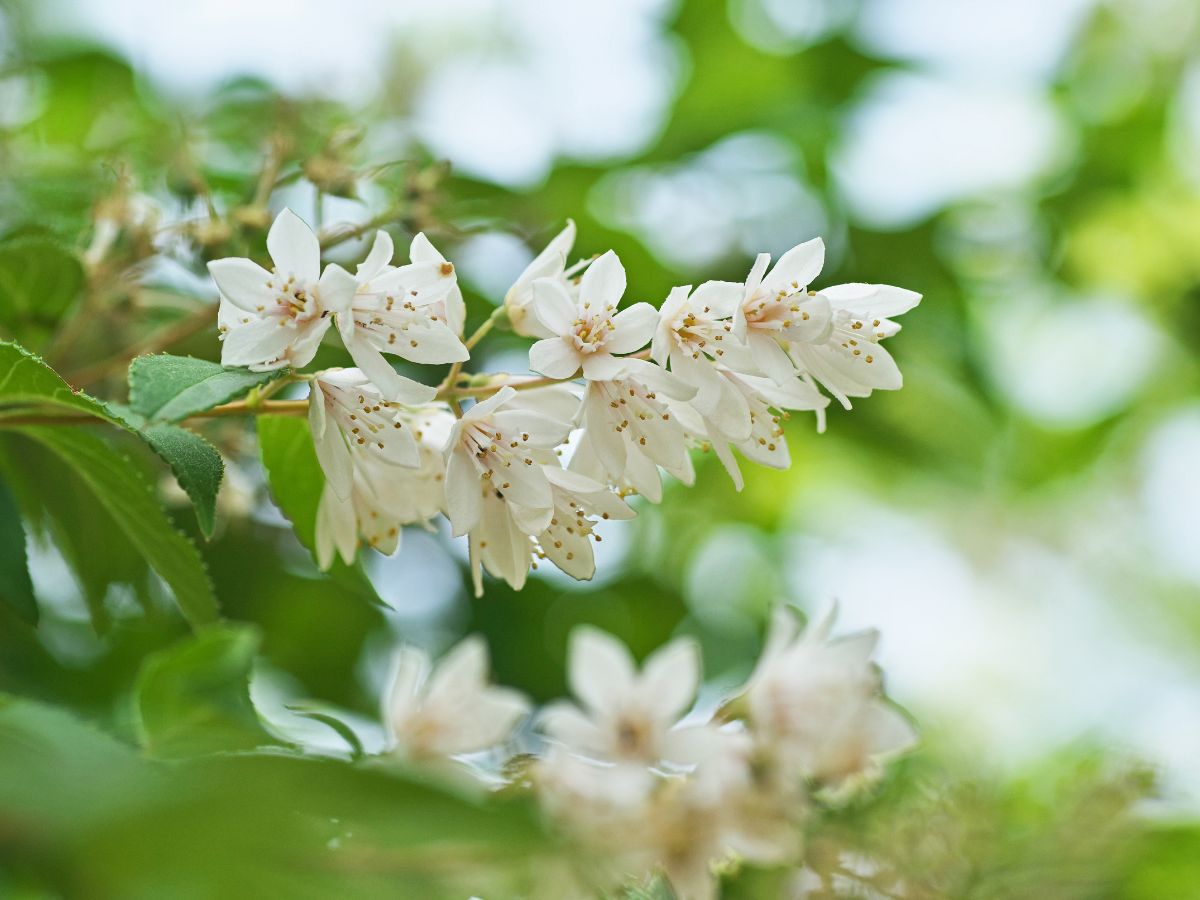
xmin=209 ymin=211 xmax=919 ymax=594
xmin=375 ymin=605 xmax=914 ymax=899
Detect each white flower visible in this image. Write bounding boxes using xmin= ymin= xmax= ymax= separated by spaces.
xmin=334 ymin=229 xmax=469 ymax=396
xmin=651 ymin=281 xmax=753 ymax=440
xmin=571 ymin=358 xmax=697 ymax=503
xmin=666 ymin=367 xmax=829 ymax=491
xmin=787 ymin=281 xmax=922 ymax=409
xmin=314 ymin=404 xmax=456 ymax=570
xmin=527 ymin=250 xmax=659 ymax=381
xmin=741 ymin=604 xmax=916 ymax=786
xmin=467 ymin=466 xmax=634 ymax=596
xmin=540 ymin=627 xmax=709 ymax=766
xmin=729 ymin=238 xmax=922 ymax=407
xmin=209 ymin=208 xmax=357 ymax=371
xmin=504 ymin=219 xmax=576 ymax=338
xmin=385 ymin=636 xmax=530 ymax=759
xmin=307 ymin=368 xmax=430 ymax=501
xmin=730 ymin=238 xmax=832 ymax=384
xmin=410 ymin=233 xmax=467 ymax=337
xmin=443 ymin=385 xmax=576 ymax=539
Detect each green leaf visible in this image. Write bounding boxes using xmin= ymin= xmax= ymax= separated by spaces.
xmin=257 ymin=414 xmax=384 ymax=604
xmin=285 ymin=705 xmax=366 ymax=760
xmin=141 ymin=424 xmax=224 ymax=538
xmin=0 ymin=238 xmax=84 ymax=350
xmin=15 ymin=426 xmax=218 ymax=628
xmin=128 ymin=353 xmax=279 ymax=423
xmin=136 ymin=625 xmax=276 ymax=758
xmin=0 ymin=475 xmax=37 ymax=625
xmin=0 ymin=339 xmax=114 ymax=420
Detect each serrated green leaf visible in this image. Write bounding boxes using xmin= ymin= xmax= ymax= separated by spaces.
xmin=136 ymin=625 xmax=276 ymax=758
xmin=128 ymin=353 xmax=278 ymax=423
xmin=0 ymin=238 xmax=84 ymax=350
xmin=0 ymin=476 xmax=37 ymax=625
xmin=141 ymin=424 xmax=224 ymax=538
xmin=15 ymin=426 xmax=218 ymax=628
xmin=0 ymin=339 xmax=114 ymax=420
xmin=256 ymin=414 xmax=385 ymax=604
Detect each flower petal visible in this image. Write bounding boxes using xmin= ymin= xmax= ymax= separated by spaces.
xmin=267 ymin=208 xmax=320 ymax=283
xmin=444 ymin=446 xmax=483 ymax=536
xmin=568 ymin=626 xmax=636 ymax=716
xmin=760 ymin=237 xmax=824 ymax=297
xmin=219 ymin=316 xmax=293 ymax=370
xmin=605 ymin=302 xmax=658 ymax=355
xmin=639 ymin=637 xmax=700 ymax=722
xmin=529 ymin=337 xmax=583 ymax=379
xmin=530 ymin=278 xmax=577 ymax=336
xmin=578 ymin=250 xmax=626 ymax=310
xmin=207 ymin=257 xmax=273 ymax=312
xmin=357 ymin=230 xmax=394 ymax=281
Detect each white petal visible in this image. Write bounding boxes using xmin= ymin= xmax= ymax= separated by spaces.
xmin=267 ymin=208 xmax=320 ymax=283
xmin=689 ymin=280 xmax=744 ymax=318
xmin=315 ymin=481 xmax=357 ymax=570
xmin=309 ymin=391 xmax=354 ymax=500
xmin=580 ymin=352 xmax=626 ymax=382
xmin=748 ymin=331 xmax=798 ymax=384
xmin=640 ymin=637 xmax=701 ymax=722
xmin=425 ymin=635 xmax=489 ymax=707
xmin=384 ymin=645 xmax=430 ymax=737
xmin=529 ymin=337 xmax=583 ymax=379
xmin=207 ymin=257 xmax=273 ymax=312
xmin=444 ymin=446 xmax=483 ymax=536
xmin=568 ymin=627 xmax=636 ymax=716
xmin=760 ymin=237 xmax=824 ymax=297
xmin=357 ymin=230 xmax=394 ymax=280
xmin=530 ymin=278 xmax=578 ymax=336
xmin=318 ymin=263 xmax=358 ymax=316
xmin=539 ymin=701 xmax=605 ymax=755
xmin=605 ymin=302 xmax=658 ymax=354
xmin=821 ymin=283 xmax=921 ymax=318
xmin=220 ymin=316 xmax=292 ymax=369
xmin=578 ymin=250 xmax=626 ymax=310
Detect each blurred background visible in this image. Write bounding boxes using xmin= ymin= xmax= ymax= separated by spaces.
xmin=1 ymin=0 xmax=1199 ymax=895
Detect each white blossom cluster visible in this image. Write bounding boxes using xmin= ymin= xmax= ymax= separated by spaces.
xmin=377 ymin=605 xmax=915 ymax=900
xmin=208 ymin=210 xmax=920 ymax=594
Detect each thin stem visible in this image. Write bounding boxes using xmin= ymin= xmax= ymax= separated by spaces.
xmin=463 ymin=306 xmax=506 ymax=352
xmin=64 ymin=302 xmax=218 ymax=387
xmin=318 ymin=208 xmax=403 ymax=251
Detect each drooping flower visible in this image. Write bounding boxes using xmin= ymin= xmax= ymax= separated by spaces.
xmin=540 ymin=627 xmax=710 ymax=767
xmin=307 ymin=368 xmax=430 ymax=500
xmin=466 ymin=466 xmax=634 ymax=596
xmin=504 ymin=219 xmax=576 ymax=338
xmin=571 ymin=358 xmax=697 ymax=502
xmin=384 ymin=636 xmax=530 ymax=759
xmin=335 ymin=230 xmax=469 ymax=396
xmin=443 ymin=385 xmax=576 ymax=540
xmin=526 ymin=250 xmax=659 ymax=381
xmin=666 ymin=367 xmax=829 ymax=491
xmin=739 ymin=604 xmax=916 ymax=787
xmin=314 ymin=404 xmax=456 ymax=569
xmin=209 ymin=208 xmax=357 ymax=371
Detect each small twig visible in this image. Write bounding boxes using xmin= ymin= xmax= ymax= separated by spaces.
xmin=318 ymin=208 xmax=404 ymax=251
xmin=64 ymin=302 xmax=218 ymax=387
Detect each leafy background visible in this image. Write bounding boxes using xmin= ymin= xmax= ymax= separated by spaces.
xmin=0 ymin=0 xmax=1198 ymax=896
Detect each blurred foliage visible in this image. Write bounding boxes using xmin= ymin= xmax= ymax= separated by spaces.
xmin=0 ymin=0 xmax=1197 ymax=896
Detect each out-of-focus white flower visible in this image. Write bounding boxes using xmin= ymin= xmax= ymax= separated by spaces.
xmin=572 ymin=358 xmax=697 ymax=502
xmin=307 ymin=368 xmax=429 ymax=500
xmin=527 ymin=250 xmax=659 ymax=381
xmin=335 ymin=230 xmax=468 ymax=397
xmin=651 ymin=282 xmax=753 ymax=440
xmin=504 ymin=220 xmax=576 ymax=338
xmin=314 ymin=404 xmax=456 ymax=569
xmin=385 ymin=636 xmax=530 ymax=759
xmin=540 ymin=627 xmax=709 ymax=766
xmin=209 ymin=208 xmax=357 ymax=371
xmin=667 ymin=367 xmax=829 ymax=491
xmin=741 ymin=605 xmax=916 ymax=786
